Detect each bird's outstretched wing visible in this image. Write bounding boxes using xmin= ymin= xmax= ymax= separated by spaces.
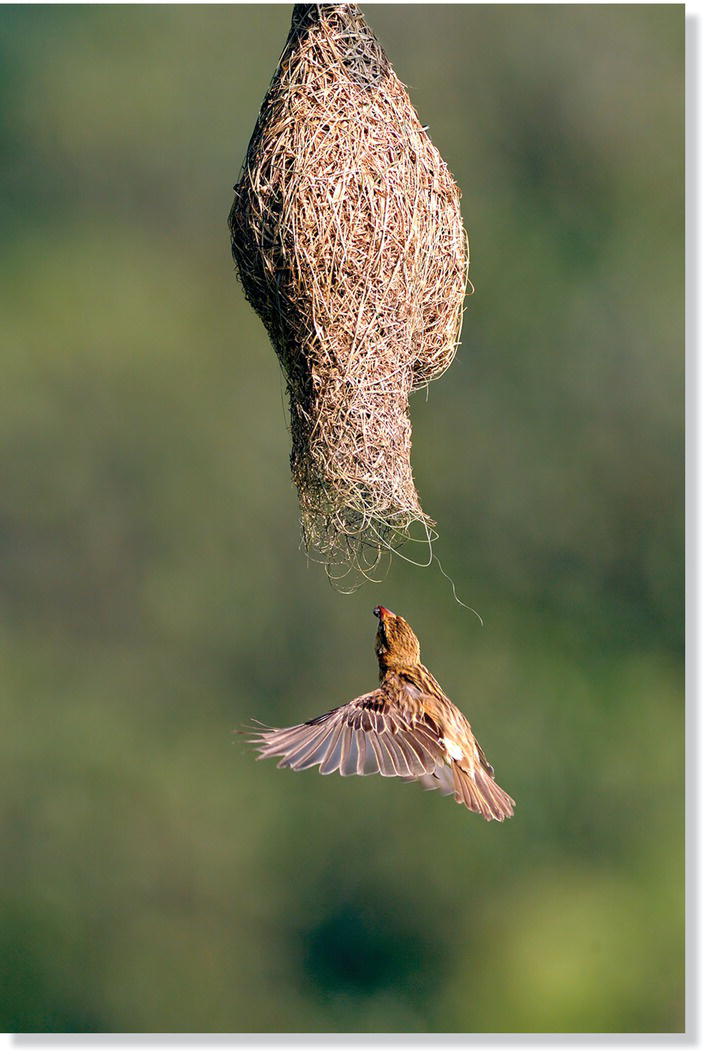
xmin=248 ymin=691 xmax=444 ymax=779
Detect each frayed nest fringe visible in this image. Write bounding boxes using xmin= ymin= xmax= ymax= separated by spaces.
xmin=229 ymin=3 xmax=468 ymax=584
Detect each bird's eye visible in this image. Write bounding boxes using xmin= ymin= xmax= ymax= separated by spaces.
xmin=373 ymin=606 xmax=381 ymax=618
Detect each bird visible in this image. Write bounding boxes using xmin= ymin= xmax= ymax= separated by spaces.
xmin=247 ymin=606 xmax=515 ymax=820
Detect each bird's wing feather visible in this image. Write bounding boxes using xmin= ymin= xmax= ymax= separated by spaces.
xmin=451 ymin=762 xmax=516 ymax=820
xmin=248 ymin=691 xmax=442 ymax=779
xmin=402 ymin=687 xmax=516 ymax=820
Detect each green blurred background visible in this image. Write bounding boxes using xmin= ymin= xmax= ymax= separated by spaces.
xmin=0 ymin=2 xmax=684 ymax=1034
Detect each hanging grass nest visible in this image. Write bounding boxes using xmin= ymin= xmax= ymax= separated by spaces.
xmin=229 ymin=2 xmax=468 ymax=583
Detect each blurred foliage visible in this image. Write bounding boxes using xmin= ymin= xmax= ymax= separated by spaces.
xmin=0 ymin=3 xmax=683 ymax=1034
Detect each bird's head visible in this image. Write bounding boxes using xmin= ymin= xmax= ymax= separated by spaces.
xmin=373 ymin=606 xmax=421 ymax=672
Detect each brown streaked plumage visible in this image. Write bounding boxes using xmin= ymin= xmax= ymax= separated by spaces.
xmin=248 ymin=606 xmax=515 ymax=820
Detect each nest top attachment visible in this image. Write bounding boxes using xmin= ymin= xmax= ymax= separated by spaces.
xmin=230 ymin=3 xmax=468 ymax=586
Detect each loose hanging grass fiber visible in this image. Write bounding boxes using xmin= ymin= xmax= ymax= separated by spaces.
xmin=229 ymin=3 xmax=468 ymax=585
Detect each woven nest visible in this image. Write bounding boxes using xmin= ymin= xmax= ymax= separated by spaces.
xmin=229 ymin=3 xmax=468 ymax=583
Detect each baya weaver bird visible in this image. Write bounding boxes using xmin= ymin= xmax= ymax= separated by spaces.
xmin=249 ymin=606 xmax=515 ymax=820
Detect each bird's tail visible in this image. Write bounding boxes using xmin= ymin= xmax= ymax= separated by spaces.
xmin=451 ymin=763 xmax=515 ymax=821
